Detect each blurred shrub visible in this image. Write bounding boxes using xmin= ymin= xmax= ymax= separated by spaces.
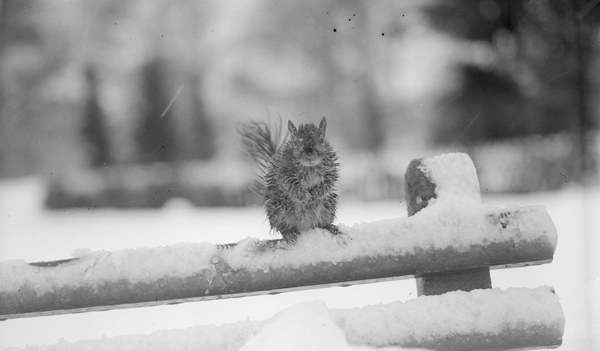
xmin=470 ymin=133 xmax=580 ymax=193
xmin=45 ymin=161 xmax=257 ymax=209
xmin=45 ymin=133 xmax=591 ymax=209
xmin=338 ymin=151 xmax=411 ymax=202
xmin=339 ymin=133 xmax=585 ymax=200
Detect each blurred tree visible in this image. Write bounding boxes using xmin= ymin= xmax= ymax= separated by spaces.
xmin=428 ymin=0 xmax=597 ymax=146
xmin=348 ymin=1 xmax=386 ymax=152
xmin=506 ymin=0 xmax=599 ymax=183
xmin=227 ymin=0 xmax=389 ymax=152
xmin=427 ymin=0 xmax=598 ymax=187
xmin=435 ymin=65 xmax=527 ymax=145
xmin=0 ymin=0 xmax=42 ymax=177
xmin=81 ymin=66 xmax=111 ymax=167
xmin=136 ymin=57 xmax=177 ymax=163
xmin=0 ymin=0 xmax=85 ymax=177
xmin=514 ymin=0 xmax=580 ymax=135
xmin=424 ymin=0 xmax=523 ymax=41
xmin=426 ymin=0 xmax=531 ymax=145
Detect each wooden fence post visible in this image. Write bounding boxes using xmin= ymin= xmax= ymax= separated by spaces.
xmin=405 ymin=156 xmax=492 ymax=296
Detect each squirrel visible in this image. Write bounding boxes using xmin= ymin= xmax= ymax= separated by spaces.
xmin=239 ymin=116 xmax=341 ymax=242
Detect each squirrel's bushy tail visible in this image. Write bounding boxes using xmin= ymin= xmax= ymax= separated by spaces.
xmin=238 ymin=117 xmax=287 ymax=195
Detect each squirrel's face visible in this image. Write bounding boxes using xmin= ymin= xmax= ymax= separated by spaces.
xmin=297 ymin=144 xmax=324 ymax=166
xmin=291 ymin=125 xmax=326 ymax=167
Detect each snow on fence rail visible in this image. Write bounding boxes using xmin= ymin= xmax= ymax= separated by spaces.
xmin=6 ymin=287 xmax=563 ymax=351
xmin=0 ymin=153 xmax=564 ymax=350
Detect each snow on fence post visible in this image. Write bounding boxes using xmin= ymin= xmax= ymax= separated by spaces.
xmin=405 ymin=154 xmax=492 ymax=296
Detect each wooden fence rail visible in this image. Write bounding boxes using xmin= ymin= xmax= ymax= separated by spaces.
xmin=0 ymin=153 xmax=564 ymax=350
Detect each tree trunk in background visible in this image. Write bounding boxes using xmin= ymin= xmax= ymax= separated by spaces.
xmin=136 ymin=57 xmax=177 ymax=164
xmin=361 ymin=77 xmax=385 ymax=152
xmin=188 ymin=74 xmax=215 ymax=161
xmin=81 ymin=65 xmax=112 ymax=168
xmin=573 ymin=0 xmax=599 ymax=185
xmin=0 ymin=1 xmax=6 ymax=177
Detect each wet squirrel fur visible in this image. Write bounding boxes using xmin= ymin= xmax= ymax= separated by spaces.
xmin=239 ymin=116 xmax=340 ymax=242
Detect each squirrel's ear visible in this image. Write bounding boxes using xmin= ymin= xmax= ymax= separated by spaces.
xmin=288 ymin=120 xmax=297 ymax=135
xmin=319 ymin=116 xmax=327 ymax=133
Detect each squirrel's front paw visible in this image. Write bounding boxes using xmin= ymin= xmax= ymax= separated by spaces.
xmin=320 ymin=224 xmax=352 ymax=247
xmin=322 ymin=223 xmax=340 ymax=235
xmin=334 ymin=231 xmax=352 ymax=247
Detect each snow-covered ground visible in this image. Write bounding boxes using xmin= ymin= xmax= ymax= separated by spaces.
xmin=0 ymin=177 xmax=598 ymax=350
